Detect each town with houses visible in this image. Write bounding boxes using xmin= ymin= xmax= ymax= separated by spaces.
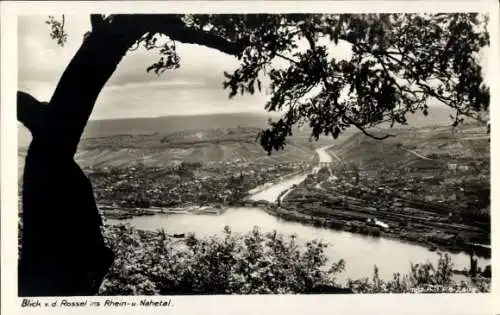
xmin=81 ymin=125 xmax=490 ymax=269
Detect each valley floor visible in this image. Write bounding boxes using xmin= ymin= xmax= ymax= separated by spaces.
xmin=16 ymin=121 xmax=492 ymax=294
xmin=271 ymin=168 xmax=490 ymax=259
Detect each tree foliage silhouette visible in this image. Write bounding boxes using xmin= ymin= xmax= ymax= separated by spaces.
xmin=47 ymin=14 xmax=489 ymax=149
xmin=18 ymin=13 xmax=489 ymax=296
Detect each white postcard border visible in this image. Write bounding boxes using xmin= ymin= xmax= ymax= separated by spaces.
xmin=1 ymin=1 xmax=499 ymax=315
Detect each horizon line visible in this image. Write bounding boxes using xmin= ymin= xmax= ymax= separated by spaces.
xmin=88 ymin=111 xmax=282 ymax=122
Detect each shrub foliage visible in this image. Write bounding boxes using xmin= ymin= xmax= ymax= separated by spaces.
xmin=99 ymin=224 xmax=490 ymax=295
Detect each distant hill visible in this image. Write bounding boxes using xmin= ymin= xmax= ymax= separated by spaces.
xmin=385 ymin=106 xmax=457 ymax=127
xmin=328 ymin=123 xmax=490 ymax=171
xmin=17 ymin=106 xmax=462 ymax=147
xmin=18 ymin=126 xmax=340 ymax=171
xmin=17 ymin=112 xmax=303 ymax=148
xmin=18 ymin=107 xmax=482 ymax=171
xmin=18 ymin=113 xmax=276 ymax=148
xmin=82 ymin=113 xmax=280 ymax=139
xmin=82 ymin=106 xmax=462 ymax=137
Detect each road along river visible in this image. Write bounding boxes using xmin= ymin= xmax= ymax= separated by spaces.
xmin=108 ymin=146 xmax=490 ymax=282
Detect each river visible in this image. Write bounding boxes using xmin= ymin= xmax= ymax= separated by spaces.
xmin=316 ymin=144 xmax=336 ymax=162
xmin=108 ymin=146 xmax=490 ymax=282
xmin=248 ymin=174 xmax=308 ymax=203
xmin=108 ymin=207 xmax=489 ymax=282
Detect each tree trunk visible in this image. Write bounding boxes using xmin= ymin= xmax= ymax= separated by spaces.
xmin=18 ymin=24 xmax=142 ymax=296
xmin=18 ymin=14 xmax=247 ymax=297
xmin=45 ymin=25 xmax=144 ymax=157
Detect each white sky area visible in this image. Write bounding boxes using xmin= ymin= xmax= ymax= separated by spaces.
xmin=18 ymin=15 xmax=489 ymax=120
xmin=18 ymin=15 xmax=355 ymax=120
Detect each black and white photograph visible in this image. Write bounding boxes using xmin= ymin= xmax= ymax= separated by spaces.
xmin=1 ymin=1 xmax=499 ymax=314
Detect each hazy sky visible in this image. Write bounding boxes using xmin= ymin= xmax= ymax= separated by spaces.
xmin=18 ymin=15 xmax=488 ymax=121
xmin=18 ymin=15 xmax=356 ymax=120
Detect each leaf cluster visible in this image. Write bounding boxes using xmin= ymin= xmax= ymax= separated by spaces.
xmin=44 ymin=13 xmax=490 ymax=153
xmin=185 ymin=14 xmax=490 ymax=152
xmin=45 ymin=15 xmax=68 ymax=46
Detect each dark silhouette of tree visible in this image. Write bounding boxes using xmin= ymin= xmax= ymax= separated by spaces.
xmin=18 ymin=13 xmax=489 ymax=296
xmin=18 ymin=92 xmax=114 ymax=296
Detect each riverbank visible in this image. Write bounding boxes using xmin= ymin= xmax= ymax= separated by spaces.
xmin=101 ymin=204 xmax=227 ymax=220
xmin=257 ymin=202 xmax=491 ymax=259
xmin=20 ymin=202 xmax=491 ymax=286
xmin=101 ymin=180 xmax=490 ymax=260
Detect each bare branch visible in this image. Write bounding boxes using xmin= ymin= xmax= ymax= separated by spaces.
xmin=351 ymin=41 xmax=466 ymax=117
xmin=304 ymin=29 xmax=316 ymax=52
xmin=343 ymin=116 xmax=396 ymax=140
xmin=354 ymin=125 xmax=396 ymax=140
xmin=275 ymin=53 xmax=300 ymax=66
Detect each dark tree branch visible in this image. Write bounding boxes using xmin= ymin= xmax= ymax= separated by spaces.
xmin=275 ymin=53 xmax=300 ymax=66
xmin=46 ymin=24 xmax=143 ymax=157
xmin=301 ymin=30 xmax=397 ymax=141
xmin=128 ymin=15 xmax=249 ymax=57
xmin=34 ymin=14 xmax=257 ymax=158
xmin=349 ymin=40 xmax=472 ymax=122
xmin=370 ymin=48 xmax=458 ymax=106
xmin=90 ymin=14 xmax=106 ymax=31
xmin=17 ymin=91 xmax=47 ymax=136
xmin=343 ymin=116 xmax=396 ymax=140
xmin=163 ymin=25 xmax=248 ymax=56
xmin=304 ymin=28 xmax=316 ymax=52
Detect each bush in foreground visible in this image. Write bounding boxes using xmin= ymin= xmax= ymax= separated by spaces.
xmin=346 ymin=254 xmax=490 ymax=293
xmin=99 ymin=224 xmax=489 ymax=295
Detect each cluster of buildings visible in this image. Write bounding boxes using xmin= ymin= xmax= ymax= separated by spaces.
xmin=86 ymin=160 xmax=308 ymax=209
xmin=281 ymin=153 xmax=489 ymax=244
